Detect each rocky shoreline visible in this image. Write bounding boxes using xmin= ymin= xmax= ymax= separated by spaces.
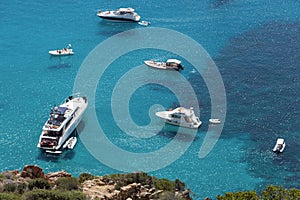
xmin=0 ymin=165 xmax=193 ymax=200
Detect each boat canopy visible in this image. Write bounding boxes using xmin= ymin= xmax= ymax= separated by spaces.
xmin=166 ymin=59 xmax=181 ymax=64
xmin=277 ymin=138 xmax=284 ymax=144
xmin=119 ymin=7 xmax=134 ymax=12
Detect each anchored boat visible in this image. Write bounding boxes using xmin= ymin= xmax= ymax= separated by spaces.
xmin=273 ymin=138 xmax=286 ymax=153
xmin=49 ymin=44 xmax=74 ymax=56
xmin=144 ymin=59 xmax=184 ymax=71
xmin=37 ymin=95 xmax=87 ymax=153
xmin=156 ymin=107 xmax=201 ymax=129
xmin=97 ymin=7 xmax=140 ymax=22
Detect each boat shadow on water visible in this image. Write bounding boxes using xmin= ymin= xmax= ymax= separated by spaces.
xmin=157 ymin=126 xmax=200 ymax=142
xmin=47 ymin=63 xmax=71 ymax=70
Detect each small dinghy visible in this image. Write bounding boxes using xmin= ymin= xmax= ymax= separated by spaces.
xmin=138 ymin=20 xmax=150 ymax=26
xmin=49 ymin=44 xmax=74 ymax=56
xmin=209 ymin=118 xmax=221 ymax=124
xmin=63 ymin=137 xmax=77 ymax=150
xmin=273 ymin=138 xmax=286 ymax=153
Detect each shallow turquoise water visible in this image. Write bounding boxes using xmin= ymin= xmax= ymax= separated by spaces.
xmin=1 ymin=0 xmax=300 ymax=198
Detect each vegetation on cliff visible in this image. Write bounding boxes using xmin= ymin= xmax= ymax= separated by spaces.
xmin=0 ymin=165 xmax=299 ymax=200
xmin=216 ymin=185 xmax=300 ymax=200
xmin=0 ymin=165 xmax=192 ymax=200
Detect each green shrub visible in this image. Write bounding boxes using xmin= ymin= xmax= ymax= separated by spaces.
xmin=28 ymin=178 xmax=51 ymax=190
xmin=78 ymin=172 xmax=94 ymax=183
xmin=22 ymin=189 xmax=87 ymax=200
xmin=16 ymin=183 xmax=27 ymax=194
xmin=216 ymin=185 xmax=300 ymax=200
xmin=55 ymin=177 xmax=79 ymax=191
xmin=154 ymin=178 xmax=175 ymax=191
xmin=175 ymin=179 xmax=185 ymax=191
xmin=3 ymin=182 xmax=16 ymax=193
xmin=0 ymin=174 xmax=5 ymax=181
xmin=288 ymin=188 xmax=300 ymax=199
xmin=217 ymin=191 xmax=259 ymax=200
xmin=0 ymin=193 xmax=22 ymax=200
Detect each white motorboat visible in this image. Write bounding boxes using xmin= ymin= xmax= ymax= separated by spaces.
xmin=144 ymin=59 xmax=184 ymax=71
xmin=97 ymin=7 xmax=140 ymax=22
xmin=156 ymin=107 xmax=202 ymax=129
xmin=63 ymin=137 xmax=77 ymax=150
xmin=273 ymin=138 xmax=286 ymax=153
xmin=209 ymin=118 xmax=221 ymax=124
xmin=37 ymin=95 xmax=88 ymax=152
xmin=49 ymin=44 xmax=74 ymax=56
xmin=138 ymin=20 xmax=150 ymax=26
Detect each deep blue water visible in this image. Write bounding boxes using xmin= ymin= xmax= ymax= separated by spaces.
xmin=1 ymin=0 xmax=300 ymax=199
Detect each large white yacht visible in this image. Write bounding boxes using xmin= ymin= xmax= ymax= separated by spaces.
xmin=37 ymin=95 xmax=88 ymax=153
xmin=97 ymin=7 xmax=141 ymax=22
xmin=156 ymin=107 xmax=202 ymax=129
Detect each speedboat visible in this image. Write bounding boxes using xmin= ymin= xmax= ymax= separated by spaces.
xmin=49 ymin=44 xmax=74 ymax=56
xmin=209 ymin=118 xmax=221 ymax=124
xmin=273 ymin=138 xmax=286 ymax=153
xmin=97 ymin=7 xmax=140 ymax=22
xmin=144 ymin=59 xmax=184 ymax=71
xmin=37 ymin=94 xmax=88 ymax=152
xmin=156 ymin=107 xmax=202 ymax=129
xmin=138 ymin=20 xmax=150 ymax=26
xmin=63 ymin=137 xmax=77 ymax=150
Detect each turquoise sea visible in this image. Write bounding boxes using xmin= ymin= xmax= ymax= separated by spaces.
xmin=1 ymin=0 xmax=300 ymax=199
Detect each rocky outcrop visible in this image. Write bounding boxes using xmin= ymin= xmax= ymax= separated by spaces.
xmin=81 ymin=177 xmax=192 ymax=200
xmin=45 ymin=170 xmax=72 ymax=183
xmin=1 ymin=165 xmax=193 ymax=200
xmin=20 ymin=165 xmax=44 ymax=179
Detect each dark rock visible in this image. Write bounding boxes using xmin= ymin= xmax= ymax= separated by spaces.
xmin=20 ymin=165 xmax=44 ymax=179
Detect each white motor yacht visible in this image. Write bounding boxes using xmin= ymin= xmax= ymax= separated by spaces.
xmin=37 ymin=95 xmax=87 ymax=153
xmin=144 ymin=59 xmax=184 ymax=71
xmin=156 ymin=107 xmax=202 ymax=129
xmin=49 ymin=44 xmax=74 ymax=56
xmin=97 ymin=7 xmax=141 ymax=22
xmin=273 ymin=138 xmax=286 ymax=153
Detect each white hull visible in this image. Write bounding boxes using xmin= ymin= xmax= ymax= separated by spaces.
xmin=37 ymin=95 xmax=87 ymax=151
xmin=156 ymin=107 xmax=201 ymax=129
xmin=97 ymin=8 xmax=140 ymax=22
xmin=209 ymin=118 xmax=221 ymax=124
xmin=49 ymin=49 xmax=74 ymax=56
xmin=273 ymin=138 xmax=286 ymax=153
xmin=144 ymin=60 xmax=177 ymax=70
xmin=138 ymin=21 xmax=150 ymax=26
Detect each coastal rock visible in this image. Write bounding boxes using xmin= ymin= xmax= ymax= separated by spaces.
xmin=82 ymin=178 xmax=115 ymax=200
xmin=45 ymin=170 xmax=71 ymax=182
xmin=175 ymin=189 xmax=193 ymax=200
xmin=20 ymin=165 xmax=44 ymax=179
xmin=117 ymin=183 xmax=141 ymax=199
xmin=149 ymin=189 xmax=164 ymax=199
